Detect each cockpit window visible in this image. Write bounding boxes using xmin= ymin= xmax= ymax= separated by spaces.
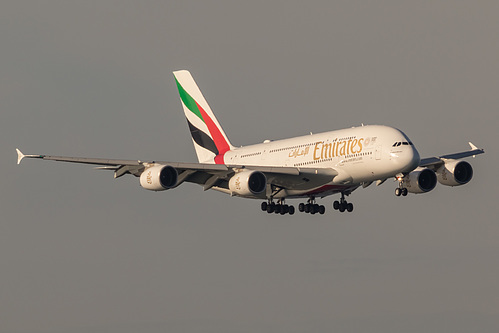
xmin=393 ymin=141 xmax=413 ymax=147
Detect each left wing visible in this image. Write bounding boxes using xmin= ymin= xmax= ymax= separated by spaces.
xmin=419 ymin=142 xmax=484 ymax=170
xmin=16 ymin=149 xmax=338 ymax=191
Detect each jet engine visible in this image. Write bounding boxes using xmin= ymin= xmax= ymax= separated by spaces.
xmin=140 ymin=165 xmax=178 ymax=191
xmin=436 ymin=160 xmax=473 ymax=186
xmin=403 ymin=168 xmax=437 ymax=194
xmin=229 ymin=170 xmax=267 ymax=196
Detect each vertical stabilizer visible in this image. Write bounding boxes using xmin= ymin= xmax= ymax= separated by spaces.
xmin=174 ymin=70 xmax=234 ymax=164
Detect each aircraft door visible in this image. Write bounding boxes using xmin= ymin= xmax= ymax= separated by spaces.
xmin=375 ymin=145 xmax=382 ymax=160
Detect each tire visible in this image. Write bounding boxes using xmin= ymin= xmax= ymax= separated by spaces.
xmin=298 ymin=203 xmax=305 ymax=212
xmin=289 ymin=205 xmax=295 ymax=215
xmin=402 ymin=188 xmax=408 ymax=196
xmin=347 ymin=203 xmax=353 ymax=212
xmin=333 ymin=201 xmax=339 ymax=210
xmin=261 ymin=202 xmax=268 ymax=211
xmin=395 ymin=188 xmax=401 ymax=196
xmin=319 ymin=205 xmax=325 ymax=214
xmin=267 ymin=205 xmax=274 ymax=213
xmin=339 ymin=204 xmax=345 ymax=212
xmin=304 ymin=204 xmax=310 ymax=213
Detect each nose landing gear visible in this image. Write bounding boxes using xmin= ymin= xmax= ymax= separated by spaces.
xmin=395 ymin=176 xmax=408 ymax=197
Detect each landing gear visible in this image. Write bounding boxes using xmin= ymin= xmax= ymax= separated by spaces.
xmin=394 ymin=187 xmax=407 ymax=196
xmin=333 ymin=192 xmax=354 ymax=213
xmin=395 ymin=177 xmax=408 ymax=197
xmin=261 ymin=199 xmax=295 ymax=215
xmin=261 ymin=193 xmax=354 ymax=216
xmin=298 ymin=197 xmax=326 ymax=215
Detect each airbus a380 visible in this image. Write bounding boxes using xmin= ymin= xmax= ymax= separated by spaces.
xmin=17 ymin=70 xmax=484 ymax=215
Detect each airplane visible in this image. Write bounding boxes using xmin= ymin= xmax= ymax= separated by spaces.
xmin=16 ymin=70 xmax=484 ymax=215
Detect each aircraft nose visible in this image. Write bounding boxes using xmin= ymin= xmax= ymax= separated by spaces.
xmin=404 ymin=146 xmax=421 ymax=172
xmin=392 ymin=144 xmax=420 ymax=173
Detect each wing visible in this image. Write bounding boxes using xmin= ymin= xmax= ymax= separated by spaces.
xmin=16 ymin=149 xmax=338 ymax=191
xmin=419 ymin=142 xmax=484 ymax=170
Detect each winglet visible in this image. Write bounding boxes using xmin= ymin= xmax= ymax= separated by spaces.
xmin=16 ymin=148 xmax=25 ymax=165
xmin=16 ymin=149 xmax=44 ymax=164
xmin=468 ymin=142 xmax=478 ymax=150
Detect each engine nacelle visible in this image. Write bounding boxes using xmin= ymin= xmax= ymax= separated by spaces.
xmin=140 ymin=165 xmax=178 ymax=191
xmin=229 ymin=170 xmax=267 ymax=196
xmin=403 ymin=168 xmax=437 ymax=194
xmin=437 ymin=160 xmax=473 ymax=186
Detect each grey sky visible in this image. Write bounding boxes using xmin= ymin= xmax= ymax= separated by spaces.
xmin=1 ymin=1 xmax=498 ymax=332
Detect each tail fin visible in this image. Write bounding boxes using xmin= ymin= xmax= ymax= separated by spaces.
xmin=174 ymin=70 xmax=234 ymax=164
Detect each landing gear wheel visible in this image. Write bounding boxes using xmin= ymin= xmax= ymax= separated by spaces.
xmin=333 ymin=201 xmax=340 ymax=210
xmin=261 ymin=202 xmax=268 ymax=211
xmin=298 ymin=203 xmax=305 ymax=212
xmin=289 ymin=205 xmax=295 ymax=215
xmin=402 ymin=188 xmax=408 ymax=196
xmin=339 ymin=203 xmax=346 ymax=212
xmin=304 ymin=204 xmax=311 ymax=213
xmin=395 ymin=188 xmax=402 ymax=196
xmin=347 ymin=203 xmax=354 ymax=212
xmin=268 ymin=202 xmax=276 ymax=213
xmin=319 ymin=205 xmax=326 ymax=215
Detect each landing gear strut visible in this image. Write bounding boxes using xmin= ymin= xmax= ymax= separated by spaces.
xmin=333 ymin=192 xmax=354 ymax=213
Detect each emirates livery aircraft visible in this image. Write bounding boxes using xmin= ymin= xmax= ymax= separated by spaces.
xmin=17 ymin=70 xmax=484 ymax=215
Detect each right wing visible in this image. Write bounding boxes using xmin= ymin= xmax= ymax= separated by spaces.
xmin=419 ymin=142 xmax=485 ymax=170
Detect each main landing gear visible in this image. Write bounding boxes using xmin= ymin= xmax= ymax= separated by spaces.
xmin=332 ymin=192 xmax=353 ymax=213
xmin=260 ymin=193 xmax=355 ymax=215
xmin=395 ymin=176 xmax=408 ymax=197
xmin=261 ymin=199 xmax=295 ymax=215
xmin=298 ymin=197 xmax=326 ymax=215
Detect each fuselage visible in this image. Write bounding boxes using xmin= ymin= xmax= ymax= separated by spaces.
xmin=223 ymin=125 xmax=420 ymax=198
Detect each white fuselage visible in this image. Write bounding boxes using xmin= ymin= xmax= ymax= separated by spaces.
xmin=223 ymin=125 xmax=420 ymax=198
